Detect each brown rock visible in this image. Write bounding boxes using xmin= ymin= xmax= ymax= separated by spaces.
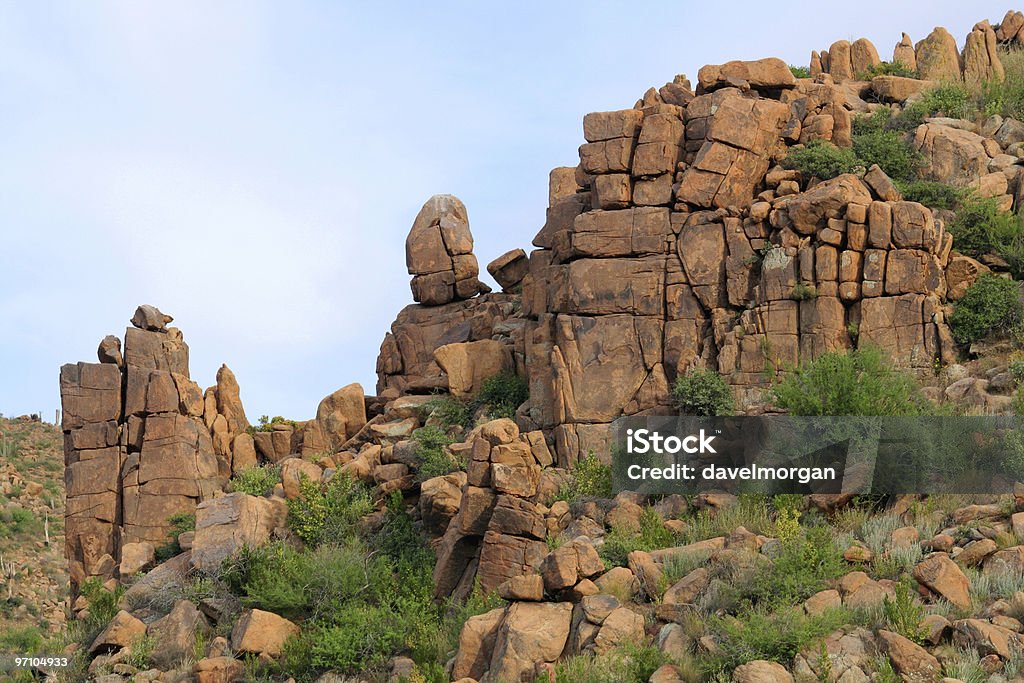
xmin=89 ymin=610 xmax=146 ymax=654
xmin=191 ymin=493 xmax=286 ymax=573
xmin=131 ymin=304 xmax=173 ymax=332
xmin=593 ymin=607 xmax=645 ymax=654
xmin=963 ymin=23 xmax=1004 ymax=86
xmin=913 ymin=553 xmax=972 ymax=610
xmin=194 ymin=657 xmax=246 ymax=683
xmin=280 ymin=457 xmax=323 ymax=499
xmin=878 ymin=629 xmax=940 ymax=677
xmin=914 ymin=123 xmax=988 ymax=187
xmin=434 ymin=340 xmax=514 ymax=399
xmin=893 ymin=33 xmax=917 ymax=72
xmin=148 ymin=599 xmax=209 ymax=669
xmin=733 ymin=660 xmax=793 ymax=683
xmin=871 ymin=76 xmax=930 ymax=103
xmin=486 ymin=602 xmax=572 ymax=683
xmin=452 ymin=606 xmax=506 ymax=681
xmin=118 ymin=542 xmax=155 ymax=577
xmin=231 ymin=609 xmax=300 ymax=656
xmin=214 ymin=364 xmax=249 ymax=436
xmin=915 ymin=27 xmax=962 ymax=82
xmin=498 ymin=574 xmax=544 ymax=601
xmin=697 ymin=58 xmax=796 ymax=92
xmin=851 ymin=38 xmax=881 ymax=76
xmin=487 ymin=249 xmax=530 ymax=290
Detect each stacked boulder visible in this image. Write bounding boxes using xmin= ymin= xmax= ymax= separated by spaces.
xmin=61 ymin=305 xmax=220 ymax=594
xmin=406 ymin=194 xmax=489 ymax=306
xmin=811 ymin=23 xmax=1004 ymax=86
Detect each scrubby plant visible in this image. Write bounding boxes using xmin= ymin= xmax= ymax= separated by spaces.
xmin=474 ymin=372 xmax=529 ymax=420
xmin=411 ymin=424 xmax=460 ymax=480
xmin=858 ymin=60 xmax=916 ymax=79
xmin=286 ymin=472 xmax=373 ymax=546
xmin=749 ymin=526 xmax=845 ymax=608
xmin=0 ymin=625 xmax=44 ymax=652
xmin=421 ymin=395 xmax=471 ymax=430
xmin=896 ymin=179 xmax=965 ymax=210
xmin=781 ymin=140 xmax=859 ymax=180
xmin=882 ymin=579 xmax=929 ymax=643
xmin=851 ymin=110 xmax=921 ymax=181
xmin=550 ymin=643 xmax=675 ymax=683
xmin=154 ymin=512 xmax=196 ymax=562
xmin=772 ymin=346 xmax=929 ymax=416
xmin=672 ymin=369 xmax=735 ymax=416
xmin=791 ymin=282 xmax=818 ymax=301
xmin=248 ymin=415 xmax=298 ymax=434
xmin=947 ymin=196 xmax=1024 ymax=271
xmin=789 ymin=65 xmax=811 ymax=78
xmin=708 ymin=606 xmax=851 ymax=672
xmin=895 ymin=83 xmax=975 ymax=130
xmin=600 ymin=507 xmax=676 ymax=567
xmin=949 ymin=274 xmax=1023 ymax=345
xmin=556 ymin=451 xmax=613 ymax=503
xmin=229 ymin=464 xmax=281 ymax=497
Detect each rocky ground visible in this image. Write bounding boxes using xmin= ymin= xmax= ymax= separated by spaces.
xmin=0 ymin=416 xmax=68 ymax=653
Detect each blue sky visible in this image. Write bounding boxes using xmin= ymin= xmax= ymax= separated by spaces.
xmin=0 ymin=1 xmax=1005 ymax=421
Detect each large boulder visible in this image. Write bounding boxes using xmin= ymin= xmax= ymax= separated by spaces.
xmin=913 ymin=123 xmax=989 ymax=187
xmin=406 ymin=195 xmax=489 ymax=305
xmin=485 ymin=601 xmax=573 ymax=682
xmin=434 ymin=340 xmax=514 ymax=398
xmin=302 ymin=383 xmax=367 ymax=455
xmin=190 ymin=493 xmax=287 ymax=572
xmin=963 ymin=22 xmax=1004 ymax=86
xmin=915 ymin=27 xmax=962 ymax=82
xmin=230 ymin=609 xmax=300 ymax=656
xmin=697 ymin=57 xmax=796 ymax=92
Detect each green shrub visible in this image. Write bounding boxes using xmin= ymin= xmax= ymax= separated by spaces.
xmin=948 ymin=195 xmax=1024 ymax=261
xmin=859 ymin=61 xmax=916 ymax=79
xmin=791 ymin=282 xmax=817 ymax=301
xmin=286 ymin=472 xmax=373 ymax=546
xmin=600 ymin=507 xmax=675 ymax=567
xmin=851 ymin=112 xmax=921 ymax=181
xmin=709 ymin=606 xmax=851 ymax=672
xmin=551 ymin=643 xmax=671 ymax=683
xmin=0 ymin=625 xmax=44 ymax=652
xmin=154 ymin=512 xmax=196 ymax=562
xmin=772 ymin=347 xmax=929 ymax=416
xmin=0 ymin=506 xmax=40 ymax=539
xmin=748 ymin=526 xmax=845 ymax=608
xmin=1010 ymin=357 xmax=1024 ymax=382
xmin=949 ymin=274 xmax=1023 ymax=345
xmin=895 ymin=83 xmax=975 ymax=130
xmin=421 ymin=395 xmax=471 ymax=430
xmin=896 ymin=180 xmax=965 ymax=210
xmin=474 ymin=372 xmax=529 ymax=420
xmin=556 ymin=451 xmax=613 ymax=503
xmin=882 ymin=579 xmax=929 ymax=644
xmin=781 ymin=140 xmax=859 ymax=180
xmin=672 ymin=369 xmax=735 ymax=416
xmin=789 ymin=65 xmax=810 ymax=78
xmin=229 ymin=464 xmax=281 ymax=497
xmin=412 ymin=425 xmax=460 ymax=480
xmin=247 ymin=415 xmax=298 ymax=434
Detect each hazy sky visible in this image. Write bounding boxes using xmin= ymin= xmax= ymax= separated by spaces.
xmin=0 ymin=1 xmax=1006 ymax=421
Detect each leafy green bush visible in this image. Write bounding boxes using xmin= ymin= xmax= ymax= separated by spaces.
xmin=882 ymin=579 xmax=929 ymax=644
xmin=556 ymin=451 xmax=613 ymax=503
xmin=600 ymin=507 xmax=676 ymax=567
xmin=412 ymin=425 xmax=460 ymax=480
xmin=791 ymin=282 xmax=817 ymax=301
xmin=772 ymin=347 xmax=929 ymax=416
xmin=286 ymin=472 xmax=373 ymax=546
xmin=0 ymin=506 xmax=40 ymax=539
xmin=781 ymin=140 xmax=859 ymax=180
xmin=247 ymin=415 xmax=298 ymax=434
xmin=948 ymin=195 xmax=1023 ymax=258
xmin=949 ymin=274 xmax=1023 ymax=345
xmin=551 ymin=643 xmax=671 ymax=683
xmin=851 ymin=111 xmax=921 ymax=181
xmin=0 ymin=625 xmax=44 ymax=652
xmin=859 ymin=61 xmax=916 ymax=79
xmin=896 ymin=83 xmax=975 ymax=130
xmin=154 ymin=512 xmax=196 ymax=562
xmin=229 ymin=464 xmax=281 ymax=497
xmin=709 ymin=606 xmax=851 ymax=672
xmin=789 ymin=65 xmax=810 ymax=78
xmin=896 ymin=180 xmax=965 ymax=210
xmin=421 ymin=395 xmax=471 ymax=430
xmin=672 ymin=369 xmax=735 ymax=416
xmin=748 ymin=526 xmax=845 ymax=608
xmin=474 ymin=372 xmax=529 ymax=420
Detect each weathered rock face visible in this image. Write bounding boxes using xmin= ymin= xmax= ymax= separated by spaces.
xmin=915 ymin=27 xmax=963 ymax=82
xmin=61 ymin=306 xmax=227 ymax=595
xmin=914 ymin=123 xmax=990 ymax=187
xmin=963 ymin=22 xmax=1004 ymax=86
xmin=406 ymin=194 xmax=490 ymax=305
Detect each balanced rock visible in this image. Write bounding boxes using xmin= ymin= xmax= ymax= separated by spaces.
xmin=406 ymin=194 xmax=490 ymax=305
xmin=130 ymin=304 xmax=173 ymax=332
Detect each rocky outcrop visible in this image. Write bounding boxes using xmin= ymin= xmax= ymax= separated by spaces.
xmin=61 ymin=306 xmax=221 ymax=595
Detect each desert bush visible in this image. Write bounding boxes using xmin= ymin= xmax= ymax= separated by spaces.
xmin=0 ymin=625 xmax=44 ymax=652
xmin=859 ymin=61 xmax=916 ymax=79
xmin=229 ymin=464 xmax=280 ymax=497
xmin=550 ymin=643 xmax=674 ymax=683
xmin=708 ymin=606 xmax=851 ymax=672
xmin=600 ymin=507 xmax=676 ymax=567
xmin=680 ymin=495 xmax=774 ymax=544
xmin=0 ymin=506 xmax=40 ymax=538
xmin=556 ymin=451 xmax=613 ymax=503
xmin=286 ymin=472 xmax=373 ymax=546
xmin=772 ymin=347 xmax=929 ymax=416
xmin=421 ymin=395 xmax=471 ymax=430
xmin=882 ymin=579 xmax=929 ymax=643
xmin=474 ymin=371 xmax=529 ymax=420
xmin=247 ymin=415 xmax=298 ymax=434
xmin=947 ymin=195 xmax=1024 ymax=267
xmin=895 ymin=83 xmax=975 ymax=130
xmin=896 ymin=180 xmax=965 ymax=210
xmin=851 ymin=111 xmax=921 ymax=181
xmin=749 ymin=526 xmax=844 ymax=608
xmin=412 ymin=425 xmax=460 ymax=480
xmin=791 ymin=282 xmax=818 ymax=301
xmin=949 ymin=274 xmax=1023 ymax=345
xmin=789 ymin=65 xmax=810 ymax=78
xmin=781 ymin=140 xmax=859 ymax=179
xmin=154 ymin=512 xmax=195 ymax=562
xmin=672 ymin=369 xmax=735 ymax=416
